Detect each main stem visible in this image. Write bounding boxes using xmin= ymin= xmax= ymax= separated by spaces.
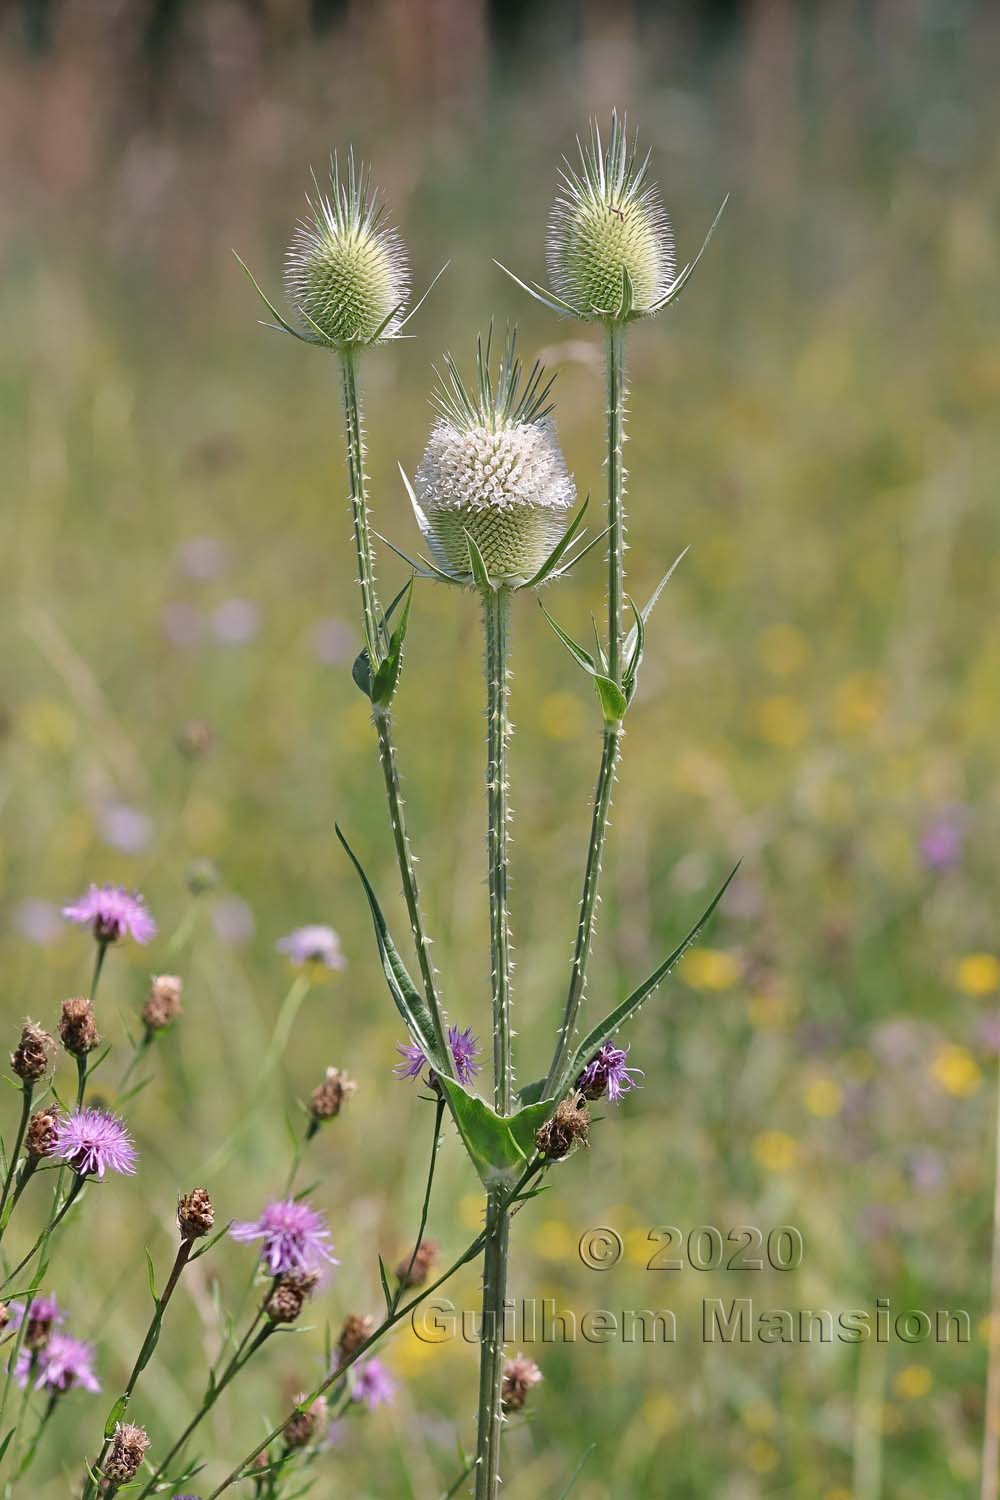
xmin=546 ymin=322 xmax=627 ymax=1094
xmin=338 ymin=348 xmax=450 ymax=1069
xmin=475 ymin=585 xmax=513 ymax=1500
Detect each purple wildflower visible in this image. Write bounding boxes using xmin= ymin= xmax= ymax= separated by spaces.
xmin=919 ymin=809 xmax=965 ymax=871
xmin=276 ymin=925 xmax=346 ymax=970
xmin=16 ymin=1333 xmax=100 ymax=1394
xmin=576 ymin=1042 xmax=643 ymax=1103
xmin=230 ymin=1198 xmax=336 ymax=1277
xmin=62 ymin=884 xmax=156 ymax=945
xmin=10 ymin=1294 xmax=63 ymax=1348
xmin=53 ymin=1109 xmax=137 ymax=1179
xmin=351 ymin=1358 xmax=396 ymax=1410
xmin=393 ymin=1025 xmax=482 ymax=1086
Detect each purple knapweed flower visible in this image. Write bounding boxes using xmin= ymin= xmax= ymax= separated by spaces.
xmin=351 ymin=1358 xmax=396 ymax=1410
xmin=576 ymin=1042 xmax=643 ymax=1103
xmin=276 ymin=925 xmax=346 ymax=970
xmin=10 ymin=1294 xmax=63 ymax=1349
xmin=919 ymin=808 xmax=965 ymax=872
xmin=16 ymin=1333 xmax=100 ymax=1394
xmin=230 ymin=1198 xmax=336 ymax=1277
xmin=394 ymin=1025 xmax=481 ymax=1086
xmin=62 ymin=884 xmax=157 ymax=945
xmin=53 ymin=1109 xmax=137 ymax=1179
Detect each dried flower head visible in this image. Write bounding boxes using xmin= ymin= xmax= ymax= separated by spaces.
xmin=17 ymin=1332 xmax=100 ymax=1394
xmin=395 ymin=1239 xmax=438 ymax=1289
xmin=177 ymin=1187 xmax=214 ymax=1241
xmin=176 ymin=718 xmax=215 ymax=758
xmin=351 ymin=1358 xmax=396 ymax=1410
xmin=283 ymin=1394 xmax=327 ymax=1450
xmin=58 ymin=997 xmax=100 ymax=1057
xmin=412 ymin=329 xmax=576 ymax=583
xmin=394 ymin=1024 xmax=481 ymax=1087
xmin=143 ymin=975 xmax=183 ymax=1032
xmin=576 ymin=1041 xmax=643 ymax=1102
xmin=62 ymin=884 xmax=156 ymax=945
xmin=265 ymin=1271 xmax=319 ymax=1325
xmin=276 ymin=925 xmax=347 ymax=970
xmin=547 ymin=112 xmax=675 ymax=322
xmin=104 ymin=1422 xmax=150 ymax=1483
xmin=53 ymin=1108 xmax=137 ymax=1179
xmin=283 ymin=153 xmax=410 ymax=348
xmin=0 ymin=1304 xmax=9 ymax=1334
xmin=230 ymin=1198 xmax=336 ymax=1277
xmin=501 ymin=1354 xmax=543 ymax=1412
xmin=309 ymin=1066 xmax=356 ymax=1121
xmin=535 ymin=1095 xmax=591 ymax=1161
xmin=337 ymin=1312 xmax=375 ymax=1365
xmin=10 ymin=1020 xmax=54 ymax=1082
xmin=26 ymin=1107 xmax=60 ymax=1160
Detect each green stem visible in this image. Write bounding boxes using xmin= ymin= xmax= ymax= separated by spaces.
xmin=338 ymin=347 xmax=450 ymax=1071
xmin=474 ymin=585 xmax=514 ymax=1500
xmin=390 ymin=1094 xmax=446 ymax=1314
xmin=83 ymin=1240 xmax=192 ymax=1499
xmin=0 ymin=1085 xmax=34 ymax=1242
xmin=0 ymin=1174 xmax=85 ymax=1294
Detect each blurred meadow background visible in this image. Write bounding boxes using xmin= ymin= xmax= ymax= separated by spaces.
xmin=3 ymin=0 xmax=1000 ymax=1495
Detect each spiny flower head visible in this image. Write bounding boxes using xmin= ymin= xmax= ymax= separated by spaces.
xmin=58 ymin=996 xmax=100 ymax=1057
xmin=62 ymin=884 xmax=156 ymax=945
xmin=547 ymin=112 xmax=675 ymax=322
xmin=351 ymin=1358 xmax=396 ymax=1410
xmin=104 ymin=1422 xmax=150 ymax=1483
xmin=394 ymin=1024 xmax=481 ymax=1086
xmin=17 ymin=1332 xmax=100 ymax=1394
xmin=230 ymin=1197 xmax=336 ymax=1277
xmin=142 ymin=974 xmax=183 ymax=1031
xmin=53 ymin=1108 xmax=137 ymax=1179
xmin=576 ymin=1042 xmax=643 ymax=1102
xmin=276 ymin=924 xmax=347 ymax=971
xmin=413 ymin=329 xmax=575 ymax=583
xmin=284 ymin=153 xmax=410 ymax=348
xmin=177 ymin=1187 xmax=214 ymax=1241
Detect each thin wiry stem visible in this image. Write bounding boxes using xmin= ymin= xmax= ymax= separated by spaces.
xmin=337 ymin=348 xmax=450 ymax=1070
xmin=546 ymin=323 xmax=627 ymax=1094
xmin=390 ymin=1093 xmax=446 ymax=1314
xmin=474 ymin=585 xmax=514 ymax=1500
xmin=0 ymin=1084 xmax=34 ymax=1242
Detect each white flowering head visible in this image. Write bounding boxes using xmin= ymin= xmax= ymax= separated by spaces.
xmin=413 ymin=331 xmax=576 ymax=584
xmin=284 ymin=153 xmax=410 ymax=349
xmin=546 ymin=112 xmax=675 ymax=323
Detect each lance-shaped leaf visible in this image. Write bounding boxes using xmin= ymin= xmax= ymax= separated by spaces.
xmin=522 ymin=497 xmax=590 ymax=588
xmin=649 ymin=195 xmax=730 ymax=315
xmin=552 ymin=864 xmax=740 ymax=1102
xmin=540 ymin=601 xmax=628 ymax=723
xmin=352 ymin=578 xmax=414 ymax=699
xmin=437 ymin=1077 xmax=551 ymax=1188
xmin=622 ymin=547 xmax=690 ymax=669
xmin=493 ymin=260 xmax=584 ymax=321
xmin=335 ymin=826 xmax=451 ymax=1077
xmin=464 ymin=530 xmax=492 ymax=592
xmin=371 ymin=576 xmax=414 ymax=708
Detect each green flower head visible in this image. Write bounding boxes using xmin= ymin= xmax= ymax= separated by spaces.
xmin=284 ymin=152 xmax=410 ymax=349
xmin=546 ymin=112 xmax=675 ymax=323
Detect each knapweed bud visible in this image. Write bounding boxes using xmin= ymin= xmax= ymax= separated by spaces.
xmin=11 ymin=1020 xmax=54 ymax=1082
xmin=26 ymin=1108 xmax=60 ymax=1161
xmin=23 ymin=1294 xmax=61 ymax=1351
xmin=501 ymin=1354 xmax=543 ymax=1412
xmin=104 ymin=1422 xmax=150 ymax=1484
xmin=58 ymin=997 xmax=100 ymax=1058
xmin=414 ymin=330 xmax=576 ymax=583
xmin=547 ymin=112 xmax=675 ymax=322
xmin=395 ymin=1239 xmax=438 ymax=1288
xmin=265 ymin=1271 xmax=319 ymax=1325
xmin=535 ymin=1095 xmax=590 ymax=1161
xmin=337 ymin=1312 xmax=375 ymax=1365
xmin=309 ymin=1066 xmax=356 ymax=1122
xmin=284 ymin=154 xmax=410 ymax=348
xmin=283 ymin=1394 xmax=327 ymax=1451
xmin=177 ymin=1187 xmax=214 ymax=1241
xmin=143 ymin=975 xmax=183 ymax=1032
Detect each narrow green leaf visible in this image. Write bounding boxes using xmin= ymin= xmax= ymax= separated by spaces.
xmin=650 ymin=194 xmax=729 ymax=314
xmin=353 ymin=578 xmax=413 ymax=698
xmin=623 ymin=595 xmax=644 ymax=702
xmin=593 ymin=674 xmax=628 ymax=724
xmin=233 ymin=252 xmax=309 ymax=344
xmin=371 ymin=577 xmax=414 ymax=707
xmin=335 ymin=826 xmax=450 ymax=1076
xmin=493 ymin=260 xmax=583 ymax=320
xmin=539 ymin=602 xmax=596 ymax=675
xmin=103 ymin=1394 xmax=129 ymax=1439
xmin=522 ymin=498 xmax=590 ymax=588
xmin=618 ymin=265 xmax=635 ymax=321
xmin=622 ymin=547 xmax=689 ymax=666
xmin=144 ymin=1248 xmax=158 ymax=1304
xmin=464 ymin=530 xmax=492 ymax=592
xmin=0 ymin=1430 xmax=13 ymax=1466
xmin=190 ymin=1218 xmax=233 ymax=1261
xmin=555 ymin=865 xmax=740 ymax=1100
xmin=377 ymin=1255 xmax=394 ymax=1318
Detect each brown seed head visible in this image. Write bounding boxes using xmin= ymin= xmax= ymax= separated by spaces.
xmin=395 ymin=1238 xmax=438 ymax=1288
xmin=0 ymin=1304 xmax=9 ymax=1334
xmin=283 ymin=1395 xmax=327 ymax=1451
xmin=309 ymin=1066 xmax=356 ymax=1122
xmin=10 ymin=1020 xmax=54 ymax=1083
xmin=337 ymin=1312 xmax=375 ymax=1365
xmin=104 ymin=1423 xmax=150 ymax=1484
xmin=142 ymin=975 xmax=183 ymax=1032
xmin=26 ymin=1107 xmax=60 ymax=1160
xmin=177 ymin=1187 xmax=214 ymax=1241
xmin=176 ymin=719 xmax=215 ymax=758
xmin=265 ymin=1271 xmax=319 ymax=1325
xmin=58 ymin=997 xmax=100 ymax=1058
xmin=534 ymin=1096 xmax=590 ymax=1161
xmin=501 ymin=1354 xmax=543 ymax=1412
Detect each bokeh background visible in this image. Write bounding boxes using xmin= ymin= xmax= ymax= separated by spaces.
xmin=3 ymin=1 xmax=1000 ymax=1495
